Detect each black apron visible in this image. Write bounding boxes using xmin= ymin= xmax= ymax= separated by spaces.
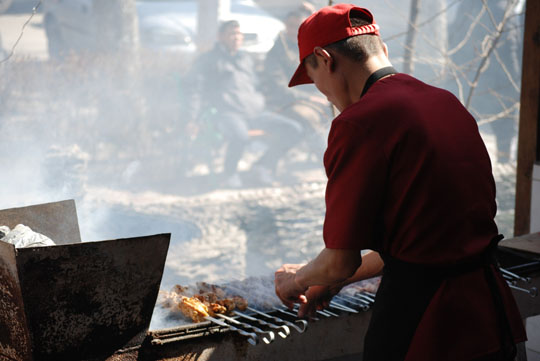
xmin=362 ymin=235 xmax=516 ymax=361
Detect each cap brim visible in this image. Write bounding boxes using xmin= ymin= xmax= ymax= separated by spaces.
xmin=288 ymin=62 xmax=313 ymax=87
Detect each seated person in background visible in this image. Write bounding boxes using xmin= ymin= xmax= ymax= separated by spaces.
xmin=182 ymin=20 xmax=303 ymax=187
xmin=261 ymin=7 xmax=330 ymax=159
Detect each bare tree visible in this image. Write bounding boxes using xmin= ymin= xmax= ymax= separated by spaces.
xmin=403 ymin=0 xmax=421 ymax=74
xmin=197 ymin=0 xmax=231 ymax=53
xmin=92 ymin=0 xmax=148 ymax=157
xmin=93 ymin=0 xmax=139 ymax=56
xmin=445 ymin=0 xmax=523 ymax=165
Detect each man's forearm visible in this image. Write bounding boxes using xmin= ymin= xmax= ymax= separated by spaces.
xmin=337 ymin=250 xmax=384 ymax=288
xmin=294 ymin=248 xmax=363 ymax=291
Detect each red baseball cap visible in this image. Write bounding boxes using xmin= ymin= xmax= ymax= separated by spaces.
xmin=288 ymin=4 xmax=380 ymax=87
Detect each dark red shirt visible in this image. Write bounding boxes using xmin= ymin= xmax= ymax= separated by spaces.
xmin=323 ymin=73 xmax=526 ymax=359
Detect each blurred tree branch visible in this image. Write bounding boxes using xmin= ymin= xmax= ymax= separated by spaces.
xmin=464 ymin=0 xmax=519 ymax=109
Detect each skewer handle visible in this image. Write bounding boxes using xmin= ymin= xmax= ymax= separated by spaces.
xmin=235 ymin=311 xmax=290 ymax=338
xmin=507 ymin=282 xmax=538 ymax=298
xmin=216 ymin=314 xmax=275 ymax=344
xmin=205 ymin=316 xmax=259 ymax=345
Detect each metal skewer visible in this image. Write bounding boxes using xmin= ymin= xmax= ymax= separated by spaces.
xmin=500 ymin=267 xmax=532 ymax=283
xmin=291 ymin=304 xmax=337 ymax=318
xmin=362 ymin=291 xmax=377 ymax=299
xmin=335 ymin=294 xmax=370 ymax=311
xmin=329 ymin=300 xmax=359 ymax=313
xmin=216 ymin=314 xmax=275 ymax=344
xmin=507 ymin=282 xmax=538 ymax=298
xmin=276 ymin=306 xmax=321 ymax=321
xmin=247 ymin=307 xmax=308 ymax=333
xmin=234 ymin=310 xmax=290 ymax=338
xmin=321 ymin=306 xmax=342 ymax=316
xmin=352 ymin=292 xmax=376 ymax=304
xmin=204 ymin=316 xmax=258 ymax=345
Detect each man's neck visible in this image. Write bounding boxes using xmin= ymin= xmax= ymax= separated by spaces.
xmin=337 ymin=54 xmax=393 ymax=111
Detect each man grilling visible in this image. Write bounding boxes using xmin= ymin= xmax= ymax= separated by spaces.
xmin=274 ymin=4 xmax=526 ymax=360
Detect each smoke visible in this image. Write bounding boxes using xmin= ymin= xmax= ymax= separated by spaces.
xmin=0 ymin=0 xmax=524 ymax=332
xmin=149 ymin=275 xmax=281 ymax=330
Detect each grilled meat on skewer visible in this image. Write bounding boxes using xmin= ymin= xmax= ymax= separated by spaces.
xmin=178 ymin=296 xmax=210 ymax=323
xmin=159 ymin=284 xmax=250 ymax=323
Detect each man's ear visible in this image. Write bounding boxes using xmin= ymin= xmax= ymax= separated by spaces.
xmin=313 ymin=46 xmax=334 ymax=72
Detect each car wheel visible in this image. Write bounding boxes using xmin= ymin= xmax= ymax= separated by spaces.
xmin=0 ymin=0 xmax=13 ymax=13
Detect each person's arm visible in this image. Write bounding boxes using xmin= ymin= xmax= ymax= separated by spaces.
xmin=277 ymin=250 xmax=384 ymax=317
xmin=277 ymin=118 xmax=388 ymax=314
xmin=275 ymin=247 xmax=362 ymax=309
xmin=340 ymin=250 xmax=384 ymax=285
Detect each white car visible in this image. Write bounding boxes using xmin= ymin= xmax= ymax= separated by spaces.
xmin=136 ymin=0 xmax=284 ymax=54
xmin=43 ymin=0 xmax=284 ymax=58
xmin=137 ymin=4 xmax=197 ymax=56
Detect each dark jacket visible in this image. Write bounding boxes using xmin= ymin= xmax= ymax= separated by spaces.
xmin=183 ymin=44 xmax=265 ymax=120
xmin=262 ymin=32 xmax=318 ymax=109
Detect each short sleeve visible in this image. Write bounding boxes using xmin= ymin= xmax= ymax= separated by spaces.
xmin=323 ymin=119 xmax=388 ymax=250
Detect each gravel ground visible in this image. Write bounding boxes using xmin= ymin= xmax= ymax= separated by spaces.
xmin=81 ymin=180 xmax=328 ymax=289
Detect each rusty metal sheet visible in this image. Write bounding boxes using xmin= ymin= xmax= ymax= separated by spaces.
xmin=0 ymin=199 xmax=81 ymax=244
xmin=15 ymin=233 xmax=170 ymax=361
xmin=0 ymin=241 xmax=32 ymax=361
xmin=500 ymin=232 xmax=540 ymax=255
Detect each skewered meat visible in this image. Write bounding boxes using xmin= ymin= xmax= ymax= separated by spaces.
xmin=173 ymin=284 xmax=190 ymax=295
xmin=232 ymin=296 xmax=248 ymax=311
xmin=208 ymin=302 xmax=228 ymax=315
xmin=160 ymin=283 xmax=249 ymax=323
xmin=194 ymin=295 xmax=228 ymax=315
xmin=198 ymin=292 xmax=219 ymax=303
xmin=197 ymin=282 xmax=226 ymax=299
xmin=178 ymin=296 xmax=210 ymax=323
xmin=157 ymin=290 xmax=181 ymax=309
xmin=218 ymin=298 xmax=236 ymax=312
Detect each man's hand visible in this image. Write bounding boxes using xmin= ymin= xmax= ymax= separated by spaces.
xmin=274 ymin=264 xmax=307 ymax=309
xmin=298 ymin=284 xmax=342 ymax=318
xmin=275 ymin=248 xmax=367 ymax=317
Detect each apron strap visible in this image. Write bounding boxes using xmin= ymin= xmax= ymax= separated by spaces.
xmin=361 ymin=66 xmax=397 ymax=97
xmin=483 ymin=236 xmax=517 ymax=360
